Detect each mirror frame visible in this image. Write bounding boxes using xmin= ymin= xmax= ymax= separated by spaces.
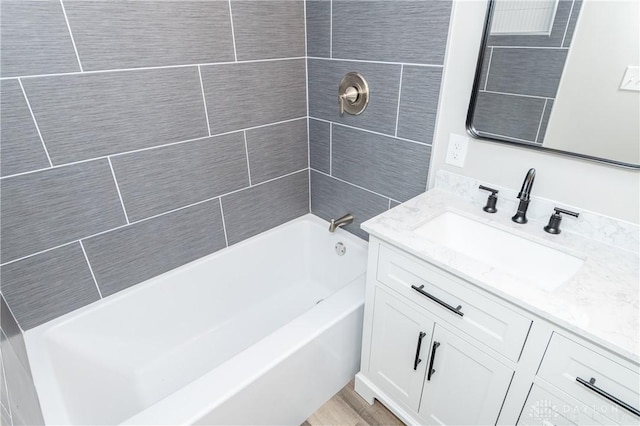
xmin=466 ymin=0 xmax=640 ymax=170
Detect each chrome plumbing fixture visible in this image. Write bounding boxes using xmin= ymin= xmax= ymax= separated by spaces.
xmin=338 ymin=73 xmax=369 ymax=116
xmin=329 ymin=213 xmax=354 ymax=232
xmin=512 ymin=168 xmax=536 ymax=224
xmin=544 ymin=207 xmax=579 ymax=234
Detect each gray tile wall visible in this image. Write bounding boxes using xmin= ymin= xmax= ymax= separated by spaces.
xmin=307 ymin=0 xmax=452 ymax=239
xmin=1 ymin=1 xmax=307 ymax=330
xmin=471 ymin=0 xmax=582 ymax=144
xmin=1 ymin=0 xmax=456 ymax=421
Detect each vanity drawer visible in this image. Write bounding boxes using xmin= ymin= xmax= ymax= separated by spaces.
xmin=537 ymin=333 xmax=640 ymax=424
xmin=376 ymin=244 xmax=531 ymax=362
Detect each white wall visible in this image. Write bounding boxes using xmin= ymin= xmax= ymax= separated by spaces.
xmin=429 ymin=0 xmax=640 ymax=224
xmin=544 ymin=0 xmax=640 ymax=164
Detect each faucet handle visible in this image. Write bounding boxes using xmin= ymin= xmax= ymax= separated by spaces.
xmin=544 ymin=207 xmax=580 ymax=234
xmin=479 ymin=185 xmax=499 ymax=213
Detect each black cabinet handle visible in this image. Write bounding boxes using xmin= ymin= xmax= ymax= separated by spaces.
xmin=576 ymin=377 xmax=640 ymax=417
xmin=413 ymin=332 xmax=427 ymax=370
xmin=411 ymin=284 xmax=464 ymax=317
xmin=427 ymin=341 xmax=440 ymax=381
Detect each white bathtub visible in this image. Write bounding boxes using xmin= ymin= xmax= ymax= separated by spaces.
xmin=25 ymin=214 xmax=368 ymax=425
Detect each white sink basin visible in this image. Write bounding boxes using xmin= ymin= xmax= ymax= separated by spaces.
xmin=414 ymin=211 xmax=585 ymax=291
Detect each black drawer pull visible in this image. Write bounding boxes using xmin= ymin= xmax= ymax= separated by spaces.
xmin=427 ymin=341 xmax=440 ymax=381
xmin=411 ymin=284 xmax=464 ymax=317
xmin=576 ymin=377 xmax=640 ymax=417
xmin=413 ymin=331 xmax=427 ymax=370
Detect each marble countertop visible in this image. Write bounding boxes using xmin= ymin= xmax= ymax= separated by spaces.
xmin=362 ymin=189 xmax=640 ymax=361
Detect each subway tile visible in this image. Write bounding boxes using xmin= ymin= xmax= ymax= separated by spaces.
xmin=222 ymin=171 xmax=309 ymax=245
xmin=536 ymin=99 xmax=555 ymax=144
xmin=310 ymin=171 xmax=388 ymax=240
xmin=201 ymin=59 xmax=306 ymax=135
xmin=308 ymin=59 xmax=401 ymax=135
xmin=0 ymin=1 xmax=79 ymax=78
xmin=390 ymin=200 xmax=401 ymax=209
xmin=111 ymin=133 xmax=249 ymax=222
xmin=245 ymin=119 xmax=308 ymax=184
xmin=83 ymin=201 xmax=226 ymax=297
xmin=0 ymin=338 xmax=43 ymax=425
xmin=309 ymin=119 xmax=331 ymax=174
xmin=232 ymin=1 xmax=305 ymax=61
xmin=486 ymin=48 xmax=568 ymax=98
xmin=0 ymin=244 xmax=99 ymax=330
xmin=488 ymin=0 xmax=575 ymax=48
xmin=63 ymin=1 xmax=235 ymax=71
xmin=332 ymin=0 xmax=452 ymax=64
xmin=0 ymin=297 xmax=29 ymax=375
xmin=332 ymin=125 xmax=431 ymax=202
xmin=306 ymin=0 xmax=331 ymax=58
xmin=0 ymin=160 xmax=127 ymax=263
xmin=478 ymin=47 xmax=491 ymax=91
xmin=0 ymin=80 xmax=50 ymax=177
xmin=396 ymin=66 xmax=442 ymax=143
xmin=22 ymin=67 xmax=208 ymax=164
xmin=471 ymin=91 xmax=546 ymax=143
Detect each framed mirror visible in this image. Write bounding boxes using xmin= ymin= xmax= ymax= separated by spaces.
xmin=467 ymin=0 xmax=640 ymax=169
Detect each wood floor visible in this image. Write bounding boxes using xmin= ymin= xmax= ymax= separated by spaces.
xmin=303 ymin=380 xmax=405 ymax=426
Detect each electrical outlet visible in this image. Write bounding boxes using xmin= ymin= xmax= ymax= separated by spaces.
xmin=445 ymin=133 xmax=468 ymax=167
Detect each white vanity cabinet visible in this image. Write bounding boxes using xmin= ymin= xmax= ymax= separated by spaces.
xmin=368 ymin=287 xmax=435 ymax=412
xmin=356 ymin=237 xmax=640 ymax=426
xmin=417 ymin=323 xmax=514 ymax=425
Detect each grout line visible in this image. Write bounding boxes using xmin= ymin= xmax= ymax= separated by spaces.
xmin=561 ymin=0 xmax=576 ymax=47
xmin=329 ymin=122 xmax=333 ymax=175
xmin=484 ymin=47 xmax=494 ymax=91
xmin=228 ymin=0 xmax=238 ymax=62
xmin=0 ymin=117 xmax=307 ymax=181
xmin=218 ymin=198 xmax=230 ymax=247
xmin=534 ymin=99 xmax=549 ymax=143
xmin=0 ymin=57 xmax=306 ymax=81
xmin=59 ymin=0 xmax=83 ymax=72
xmin=388 ymin=199 xmax=392 ymax=210
xmin=487 ymin=45 xmax=569 ymax=50
xmin=329 ymin=0 xmax=333 ymax=58
xmin=18 ymin=79 xmax=53 ymax=167
xmin=394 ymin=64 xmax=404 ymax=137
xmin=308 ymin=56 xmax=444 ymax=68
xmin=197 ymin=66 xmax=212 ymax=136
xmin=481 ymin=89 xmax=549 ymax=100
xmin=303 ymin=0 xmax=309 ymax=119
xmin=313 ymin=169 xmax=393 ymax=202
xmin=312 ymin=118 xmax=433 ymax=147
xmin=306 ymin=118 xmax=311 ymax=212
xmin=243 ymin=130 xmax=253 ymax=186
xmin=107 ymin=157 xmax=130 ymax=224
xmin=0 ymin=169 xmax=309 ymax=267
xmin=79 ymin=241 xmax=102 ymax=299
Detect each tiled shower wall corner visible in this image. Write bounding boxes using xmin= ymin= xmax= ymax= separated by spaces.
xmin=306 ymin=0 xmax=452 ymax=239
xmin=1 ymin=0 xmax=455 ymax=423
xmin=472 ymin=0 xmax=582 ymax=144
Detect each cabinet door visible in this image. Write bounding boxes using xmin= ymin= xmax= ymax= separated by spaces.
xmin=419 ymin=325 xmax=513 ymax=425
xmin=368 ymin=287 xmax=435 ymax=412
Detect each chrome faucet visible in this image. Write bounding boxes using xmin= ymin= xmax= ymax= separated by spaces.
xmin=512 ymin=168 xmax=536 ymax=224
xmin=329 ymin=213 xmax=354 ymax=232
